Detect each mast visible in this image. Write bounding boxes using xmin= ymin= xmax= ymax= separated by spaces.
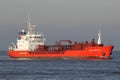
xmin=27 ymin=17 xmax=36 ymax=34
xmin=27 ymin=17 xmax=31 ymax=34
xmin=97 ymin=29 xmax=102 ymax=45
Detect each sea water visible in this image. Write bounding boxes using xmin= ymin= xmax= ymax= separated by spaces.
xmin=0 ymin=51 xmax=119 ymax=80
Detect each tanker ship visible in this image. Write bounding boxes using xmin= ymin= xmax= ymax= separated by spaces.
xmin=7 ymin=21 xmax=114 ymax=58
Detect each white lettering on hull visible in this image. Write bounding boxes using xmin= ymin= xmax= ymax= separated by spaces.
xmin=19 ymin=52 xmax=27 ymax=54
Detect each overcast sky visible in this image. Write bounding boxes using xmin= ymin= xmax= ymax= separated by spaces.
xmin=0 ymin=0 xmax=120 ymax=50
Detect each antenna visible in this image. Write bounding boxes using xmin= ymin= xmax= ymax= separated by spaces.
xmin=27 ymin=15 xmax=31 ymax=29
xmin=27 ymin=15 xmax=32 ymax=34
xmin=26 ymin=16 xmax=36 ymax=34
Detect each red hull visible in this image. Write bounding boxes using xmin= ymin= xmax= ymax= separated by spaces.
xmin=7 ymin=46 xmax=113 ymax=58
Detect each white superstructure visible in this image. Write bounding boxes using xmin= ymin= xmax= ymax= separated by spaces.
xmin=9 ymin=20 xmax=45 ymax=51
